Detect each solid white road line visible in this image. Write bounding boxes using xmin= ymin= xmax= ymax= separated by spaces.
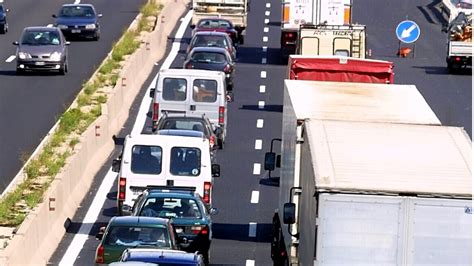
xmin=258 ymin=101 xmax=265 ymax=109
xmin=264 ymin=27 xmax=269 ymax=33
xmin=266 ymin=3 xmax=271 ymax=8
xmin=5 ymin=55 xmax=15 ymax=62
xmin=262 ymin=46 xmax=267 ymax=52
xmin=246 ymin=260 xmax=255 ymax=266
xmin=58 ymin=168 xmax=116 ymax=265
xmin=251 ymin=191 xmax=260 ymax=204
xmin=249 ymin=222 xmax=257 ymax=237
xmin=255 ymin=139 xmax=262 ymax=150
xmin=262 ymin=36 xmax=268 ymax=42
xmin=259 ymin=85 xmax=266 ymax=93
xmin=264 ymin=18 xmax=269 ymax=24
xmin=261 ymin=58 xmax=267 ymax=64
xmin=253 ymin=163 xmax=261 ymax=175
xmin=260 ymin=71 xmax=267 ymax=78
xmin=256 ymin=119 xmax=264 ymax=128
xmin=265 ymin=11 xmax=270 ymax=16
xmin=131 ymin=10 xmax=193 ymax=135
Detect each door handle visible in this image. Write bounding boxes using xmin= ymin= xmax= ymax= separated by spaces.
xmin=190 ymin=105 xmax=196 ymax=111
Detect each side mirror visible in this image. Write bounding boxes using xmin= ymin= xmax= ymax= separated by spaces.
xmin=12 ymin=41 xmax=18 ymax=46
xmin=98 ymin=14 xmax=103 ymax=18
xmin=283 ymin=203 xmax=296 ymax=224
xmin=211 ymin=164 xmax=220 ymax=177
xmin=112 ymin=158 xmax=121 ymax=172
xmin=190 ymin=24 xmax=195 ymax=29
xmin=122 ymin=205 xmax=132 ymax=216
xmin=52 ymin=14 xmax=57 ymax=18
xmin=149 ymin=88 xmax=156 ymax=98
xmin=209 ymin=207 xmax=219 ymax=215
xmin=95 ymin=226 xmax=106 ymax=240
xmin=264 ymin=152 xmax=276 ymax=171
xmin=65 ymin=41 xmax=71 ymax=46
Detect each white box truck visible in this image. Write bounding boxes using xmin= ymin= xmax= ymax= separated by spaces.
xmin=267 ymin=80 xmax=472 ymax=265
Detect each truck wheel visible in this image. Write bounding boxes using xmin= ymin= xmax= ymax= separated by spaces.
xmin=0 ymin=24 xmax=6 ymax=34
xmin=117 ymin=201 xmax=123 ymax=216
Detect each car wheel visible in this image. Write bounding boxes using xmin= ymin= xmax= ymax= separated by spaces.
xmin=16 ymin=68 xmax=24 ymax=75
xmin=218 ymin=137 xmax=224 ymax=150
xmin=0 ymin=25 xmax=5 ymax=34
xmin=202 ymin=249 xmax=210 ymax=265
xmin=59 ymin=65 xmax=66 ymax=75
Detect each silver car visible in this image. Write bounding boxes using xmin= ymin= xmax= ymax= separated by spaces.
xmin=13 ymin=26 xmax=69 ymax=75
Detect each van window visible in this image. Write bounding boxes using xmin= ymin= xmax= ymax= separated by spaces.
xmin=162 ymin=78 xmax=187 ymax=101
xmin=170 ymin=147 xmax=201 ymax=176
xmin=131 ymin=145 xmax=162 ymax=174
xmin=192 ymin=79 xmax=217 ymax=102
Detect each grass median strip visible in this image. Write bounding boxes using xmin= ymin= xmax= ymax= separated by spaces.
xmin=0 ymin=0 xmax=163 ymax=227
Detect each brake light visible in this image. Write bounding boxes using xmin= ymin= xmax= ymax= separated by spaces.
xmin=209 ymin=135 xmax=215 ymax=147
xmin=285 ymin=32 xmax=295 ymax=39
xmin=119 ymin=177 xmax=126 ymax=201
xmin=223 ymin=64 xmax=231 ymax=73
xmin=455 ymin=57 xmax=461 ymax=61
xmin=218 ymin=106 xmax=225 ymax=124
xmin=96 ymin=244 xmax=104 ymax=264
xmin=201 ymin=226 xmax=209 ymax=235
xmin=152 ymin=103 xmax=159 ymax=122
xmin=203 ymin=181 xmax=211 ymax=203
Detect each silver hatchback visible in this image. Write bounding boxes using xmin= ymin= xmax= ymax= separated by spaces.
xmin=13 ymin=26 xmax=70 ymax=75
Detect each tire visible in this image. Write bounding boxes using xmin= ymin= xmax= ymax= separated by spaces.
xmin=202 ymin=249 xmax=210 ymax=265
xmin=217 ymin=137 xmax=224 ymax=150
xmin=117 ymin=201 xmax=123 ymax=216
xmin=0 ymin=24 xmax=6 ymax=34
xmin=16 ymin=68 xmax=24 ymax=75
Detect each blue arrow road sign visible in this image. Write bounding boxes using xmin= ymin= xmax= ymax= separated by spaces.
xmin=396 ymin=20 xmax=420 ymax=43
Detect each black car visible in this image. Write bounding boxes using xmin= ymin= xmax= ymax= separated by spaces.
xmin=191 ymin=18 xmax=242 ymax=45
xmin=154 ymin=114 xmax=223 ymax=150
xmin=0 ymin=3 xmax=9 ymax=34
xmin=187 ymin=31 xmax=236 ymax=61
xmin=183 ymin=47 xmax=235 ymax=91
xmin=126 ymin=187 xmax=218 ymax=265
xmin=53 ymin=4 xmax=102 ymax=40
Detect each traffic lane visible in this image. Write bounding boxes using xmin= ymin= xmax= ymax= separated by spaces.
xmin=353 ymin=0 xmax=471 ymax=136
xmin=0 ymin=0 xmax=147 ymax=192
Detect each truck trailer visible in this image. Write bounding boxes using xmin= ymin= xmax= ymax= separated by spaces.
xmin=267 ymin=80 xmax=472 ymax=265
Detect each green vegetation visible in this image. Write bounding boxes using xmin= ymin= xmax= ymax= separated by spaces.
xmin=0 ymin=0 xmax=163 ymax=226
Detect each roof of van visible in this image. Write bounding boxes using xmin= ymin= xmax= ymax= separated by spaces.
xmin=307 ymin=120 xmax=472 ymax=197
xmin=285 ymin=80 xmax=441 ymax=125
xmin=159 ymin=68 xmax=225 ymax=78
xmin=125 ymin=133 xmax=209 ymax=147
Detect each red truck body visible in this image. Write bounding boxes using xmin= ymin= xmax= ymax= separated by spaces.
xmin=287 ymin=55 xmax=395 ymax=83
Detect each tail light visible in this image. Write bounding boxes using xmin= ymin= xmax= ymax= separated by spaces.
xmin=152 ymin=103 xmax=159 ymax=123
xmin=285 ymin=32 xmax=295 ymax=39
xmin=96 ymin=244 xmax=104 ymax=264
xmin=118 ymin=177 xmax=126 ymax=201
xmin=455 ymin=57 xmax=461 ymax=61
xmin=218 ymin=106 xmax=225 ymax=124
xmin=191 ymin=225 xmax=209 ymax=235
xmin=203 ymin=181 xmax=211 ymax=204
xmin=209 ymin=135 xmax=216 ymax=147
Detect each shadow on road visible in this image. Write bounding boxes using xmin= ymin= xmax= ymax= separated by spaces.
xmin=240 ymin=104 xmax=283 ymax=113
xmin=212 ymin=223 xmax=272 ymax=243
xmin=412 ymin=66 xmax=472 ymax=75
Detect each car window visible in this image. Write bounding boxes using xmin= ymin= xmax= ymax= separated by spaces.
xmin=160 ymin=119 xmax=209 ymax=135
xmin=192 ymin=79 xmax=217 ymax=103
xmin=131 ymin=145 xmax=162 ymax=174
xmin=60 ymin=5 xmax=95 ymax=17
xmin=140 ymin=197 xmax=202 ymax=219
xmin=198 ymin=19 xmax=231 ymax=29
xmin=170 ymin=147 xmax=201 ymax=176
xmin=192 ymin=35 xmax=228 ymax=48
xmin=21 ymin=31 xmax=61 ymax=45
xmin=191 ymin=52 xmax=226 ymax=64
xmin=105 ymin=225 xmax=171 ymax=248
xmin=162 ymin=78 xmax=187 ymax=101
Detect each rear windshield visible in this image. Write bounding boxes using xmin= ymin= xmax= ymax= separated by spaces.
xmin=131 ymin=145 xmax=162 ymax=174
xmin=21 ymin=31 xmax=61 ymax=45
xmin=105 ymin=225 xmax=171 ymax=248
xmin=59 ymin=5 xmax=95 ymax=17
xmin=198 ymin=19 xmax=231 ymax=29
xmin=191 ymin=52 xmax=226 ymax=64
xmin=170 ymin=147 xmax=201 ymax=176
xmin=192 ymin=35 xmax=228 ymax=48
xmin=162 ymin=78 xmax=187 ymax=101
xmin=160 ymin=119 xmax=209 ymax=135
xmin=193 ymin=79 xmax=217 ymax=102
xmin=140 ymin=197 xmax=202 ymax=219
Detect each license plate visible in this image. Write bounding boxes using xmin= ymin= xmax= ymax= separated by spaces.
xmin=71 ymin=29 xmax=81 ymax=33
xmin=35 ymin=62 xmax=45 ymax=66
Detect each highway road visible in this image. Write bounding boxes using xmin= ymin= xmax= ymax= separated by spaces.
xmin=0 ymin=0 xmax=147 ymax=193
xmin=41 ymin=0 xmax=471 ymax=265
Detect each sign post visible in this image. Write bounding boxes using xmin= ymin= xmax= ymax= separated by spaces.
xmin=395 ymin=20 xmax=420 ymax=57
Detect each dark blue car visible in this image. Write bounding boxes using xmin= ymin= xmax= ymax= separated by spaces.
xmin=52 ymin=4 xmax=102 ymax=40
xmin=113 ymin=248 xmax=205 ymax=266
xmin=0 ymin=3 xmax=9 ymax=34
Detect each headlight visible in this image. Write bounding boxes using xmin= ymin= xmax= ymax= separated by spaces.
xmin=50 ymin=51 xmax=62 ymax=61
xmin=85 ymin=24 xmax=96 ymax=29
xmin=18 ymin=52 xmax=31 ymax=59
xmin=57 ymin=24 xmax=68 ymax=29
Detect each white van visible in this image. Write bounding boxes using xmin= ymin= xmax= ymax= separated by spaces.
xmin=149 ymin=69 xmax=228 ymax=144
xmin=112 ymin=134 xmax=220 ymax=215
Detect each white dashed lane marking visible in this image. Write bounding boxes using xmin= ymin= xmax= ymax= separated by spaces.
xmin=265 ymin=11 xmax=270 ymax=16
xmin=264 ymin=18 xmax=269 ymax=24
xmin=253 ymin=163 xmax=261 ymax=175
xmin=251 ymin=191 xmax=260 ymax=204
xmin=74 ymin=0 xmax=81 ymax=4
xmin=264 ymin=27 xmax=269 ymax=33
xmin=256 ymin=119 xmax=264 ymax=128
xmin=266 ymin=3 xmax=271 ymax=8
xmin=246 ymin=260 xmax=255 ymax=266
xmin=260 ymin=71 xmax=267 ymax=78
xmin=249 ymin=223 xmax=257 ymax=237
xmin=255 ymin=139 xmax=263 ymax=150
xmin=262 ymin=58 xmax=267 ymax=64
xmin=262 ymin=46 xmax=267 ymax=52
xmin=263 ymin=36 xmax=268 ymax=42
xmin=259 ymin=85 xmax=266 ymax=93
xmin=258 ymin=101 xmax=265 ymax=109
xmin=5 ymin=55 xmax=15 ymax=62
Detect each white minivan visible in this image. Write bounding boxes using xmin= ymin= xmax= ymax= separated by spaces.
xmin=149 ymin=69 xmax=228 ymax=146
xmin=112 ymin=134 xmax=220 ymax=215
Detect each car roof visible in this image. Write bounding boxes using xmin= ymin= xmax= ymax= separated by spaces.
xmin=198 ymin=17 xmax=233 ymax=24
xmin=110 ymin=216 xmax=169 ymax=226
xmin=159 ymin=68 xmax=225 ymax=78
xmin=124 ymin=248 xmax=201 ymax=264
xmin=61 ymin=3 xmax=95 ymax=8
xmin=190 ymin=46 xmax=229 ymax=54
xmin=193 ymin=31 xmax=229 ymax=37
xmin=146 ymin=189 xmax=197 ymax=199
xmin=24 ymin=26 xmax=60 ymax=32
xmin=125 ymin=133 xmax=210 ymax=147
xmin=157 ymin=129 xmax=206 ymax=138
xmin=160 ymin=114 xmax=208 ymax=121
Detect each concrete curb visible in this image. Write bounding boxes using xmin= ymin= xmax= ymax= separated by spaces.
xmin=0 ymin=0 xmax=190 ymax=264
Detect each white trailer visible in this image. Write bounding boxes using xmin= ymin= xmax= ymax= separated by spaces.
xmin=268 ymin=80 xmax=472 ymax=265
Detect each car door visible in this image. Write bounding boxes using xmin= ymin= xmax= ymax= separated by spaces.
xmin=188 ymin=78 xmax=221 ymax=123
xmin=156 ymin=76 xmax=189 ymax=117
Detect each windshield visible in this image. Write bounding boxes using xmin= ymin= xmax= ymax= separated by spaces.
xmin=140 ymin=197 xmax=202 ymax=219
xmin=131 ymin=145 xmax=162 ymax=175
xmin=59 ymin=5 xmax=95 ymax=17
xmin=170 ymin=147 xmax=201 ymax=176
xmin=21 ymin=31 xmax=61 ymax=45
xmin=192 ymin=35 xmax=228 ymax=48
xmin=191 ymin=52 xmax=226 ymax=64
xmin=105 ymin=225 xmax=171 ymax=248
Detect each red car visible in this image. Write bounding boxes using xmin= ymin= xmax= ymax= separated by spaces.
xmin=191 ymin=18 xmax=242 ymax=45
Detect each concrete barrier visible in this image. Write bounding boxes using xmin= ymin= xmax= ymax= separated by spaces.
xmin=0 ymin=0 xmax=190 ymax=264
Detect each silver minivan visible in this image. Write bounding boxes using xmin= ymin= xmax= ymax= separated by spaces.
xmin=149 ymin=69 xmax=228 ymax=146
